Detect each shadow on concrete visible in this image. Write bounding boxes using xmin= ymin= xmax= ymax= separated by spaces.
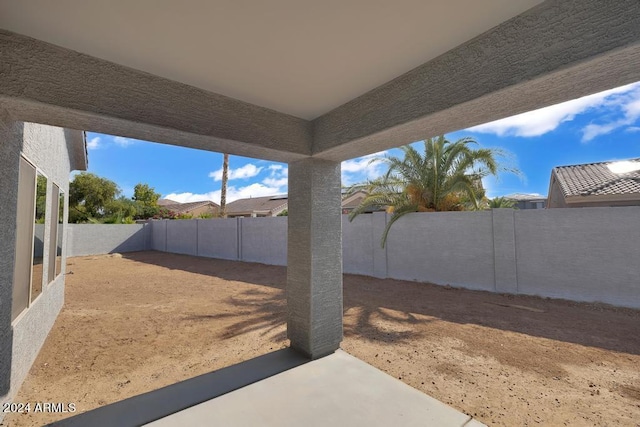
xmin=47 ymin=348 xmax=309 ymax=427
xmin=121 ymin=251 xmax=640 ymax=356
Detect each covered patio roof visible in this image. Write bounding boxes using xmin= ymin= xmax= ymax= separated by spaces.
xmin=1 ymin=1 xmax=639 ymax=162
xmin=2 ymin=1 xmax=640 ymax=424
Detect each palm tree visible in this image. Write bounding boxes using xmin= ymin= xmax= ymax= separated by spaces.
xmin=219 ymin=153 xmax=229 ymax=218
xmin=348 ymin=135 xmax=518 ymax=247
xmin=487 ymin=196 xmax=516 ymax=209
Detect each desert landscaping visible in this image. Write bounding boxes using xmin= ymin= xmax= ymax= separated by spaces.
xmin=3 ymin=251 xmax=639 ymax=427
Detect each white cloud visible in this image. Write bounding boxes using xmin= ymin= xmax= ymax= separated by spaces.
xmin=86 ymin=136 xmax=101 ymax=150
xmin=87 ymin=134 xmax=135 ymax=149
xmin=626 ymin=126 xmax=640 ymax=133
xmin=467 ymin=82 xmax=640 ymax=138
xmin=169 ymin=162 xmax=289 ymax=206
xmin=226 ymin=183 xmax=284 ymax=201
xmin=163 ymin=192 xmax=216 ymax=204
xmin=580 ymin=86 xmax=640 ymax=142
xmin=209 ymin=163 xmax=263 ymax=181
xmin=261 ymin=163 xmax=288 ymax=188
xmin=113 ymin=136 xmax=135 ymax=147
xmin=263 ymin=177 xmax=288 ymax=187
xmin=582 ymin=122 xmax=619 ymax=142
xmin=607 ymin=160 xmax=640 ymax=174
xmin=341 ymin=151 xmax=388 ymax=186
xmin=165 ymin=182 xmax=283 ymax=205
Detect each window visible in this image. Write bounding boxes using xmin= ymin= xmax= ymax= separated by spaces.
xmin=47 ymin=184 xmax=61 ymax=284
xmin=12 ymin=156 xmax=54 ymax=321
xmin=12 ymin=157 xmax=36 ymax=320
xmin=55 ymin=189 xmax=64 ymax=277
xmin=31 ymin=171 xmax=47 ymax=302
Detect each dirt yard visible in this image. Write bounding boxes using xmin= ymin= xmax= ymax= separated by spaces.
xmin=3 ymin=252 xmax=639 ymax=426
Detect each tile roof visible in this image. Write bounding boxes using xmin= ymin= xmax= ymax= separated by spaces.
xmin=553 ymin=158 xmax=640 ymax=197
xmin=225 ymin=195 xmax=288 ymax=214
xmin=157 ymin=198 xmax=179 ymax=206
xmin=162 ymin=200 xmax=219 ymax=214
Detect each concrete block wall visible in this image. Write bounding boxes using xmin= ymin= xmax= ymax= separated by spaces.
xmin=67 ymin=208 xmax=640 ymax=309
xmin=514 ymin=207 xmax=640 ymax=308
xmin=150 ymin=218 xmax=287 ymax=265
xmin=386 ymin=211 xmax=496 ymax=291
xmin=67 ymin=224 xmax=150 ymax=256
xmin=197 ymin=218 xmax=238 ymax=260
xmin=241 ymin=217 xmax=287 ymax=266
xmin=165 ymin=221 xmax=198 ymax=256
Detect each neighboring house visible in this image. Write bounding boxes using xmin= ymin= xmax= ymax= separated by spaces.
xmin=341 ymin=190 xmax=385 ymax=214
xmin=226 ymin=192 xmax=384 ymax=217
xmin=503 ymin=193 xmax=547 ymax=209
xmin=225 ymin=195 xmax=288 ymax=217
xmin=0 ymin=121 xmax=87 ymax=410
xmin=157 ymin=198 xmax=179 ymax=207
xmin=547 ymin=158 xmax=640 ymax=208
xmin=160 ymin=200 xmax=219 ymax=217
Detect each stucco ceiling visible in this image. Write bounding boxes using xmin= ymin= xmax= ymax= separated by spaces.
xmin=0 ymin=0 xmax=542 ymax=119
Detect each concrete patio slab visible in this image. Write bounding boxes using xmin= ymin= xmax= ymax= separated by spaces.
xmin=146 ymin=350 xmax=484 ymax=427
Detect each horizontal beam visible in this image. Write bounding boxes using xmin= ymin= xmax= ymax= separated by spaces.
xmin=312 ymin=0 xmax=640 ymax=161
xmin=0 ymin=30 xmax=312 ymax=163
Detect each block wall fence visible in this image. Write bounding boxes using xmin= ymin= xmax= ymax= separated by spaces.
xmin=67 ymin=207 xmax=640 ymax=309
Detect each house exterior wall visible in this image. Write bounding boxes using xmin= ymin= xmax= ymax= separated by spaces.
xmin=548 ymin=178 xmax=640 ymax=208
xmin=0 ymin=120 xmax=78 ymax=416
xmin=184 ymin=204 xmax=218 ymax=217
xmin=547 ymin=179 xmax=569 ymax=208
xmin=514 ymin=200 xmax=546 ymax=209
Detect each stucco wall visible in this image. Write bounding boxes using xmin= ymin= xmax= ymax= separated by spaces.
xmin=0 ymin=121 xmax=78 ymax=416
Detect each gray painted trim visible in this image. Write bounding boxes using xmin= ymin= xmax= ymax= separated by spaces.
xmin=312 ymin=0 xmax=640 ymax=160
xmin=0 ymin=30 xmax=312 ymax=163
xmin=64 ymin=129 xmax=87 ymax=171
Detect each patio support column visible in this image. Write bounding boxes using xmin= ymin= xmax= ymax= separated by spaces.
xmin=287 ymin=158 xmax=342 ymax=359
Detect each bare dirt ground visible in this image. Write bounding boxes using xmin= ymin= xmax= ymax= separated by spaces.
xmin=3 ymin=251 xmax=639 ymax=426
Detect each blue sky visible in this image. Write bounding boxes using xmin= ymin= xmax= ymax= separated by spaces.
xmin=84 ymin=81 xmax=640 ymax=203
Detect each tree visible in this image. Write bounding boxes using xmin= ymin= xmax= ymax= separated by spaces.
xmin=69 ymin=172 xmax=120 ymax=222
xmin=133 ymin=183 xmax=160 ymax=206
xmin=132 ymin=183 xmax=161 ymax=219
xmin=219 ymin=153 xmax=229 ymax=218
xmin=35 ymin=174 xmax=48 ymax=223
xmin=104 ymin=196 xmax=138 ymax=223
xmin=488 ymin=196 xmax=516 ymax=209
xmin=348 ymin=135 xmax=519 ymax=247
